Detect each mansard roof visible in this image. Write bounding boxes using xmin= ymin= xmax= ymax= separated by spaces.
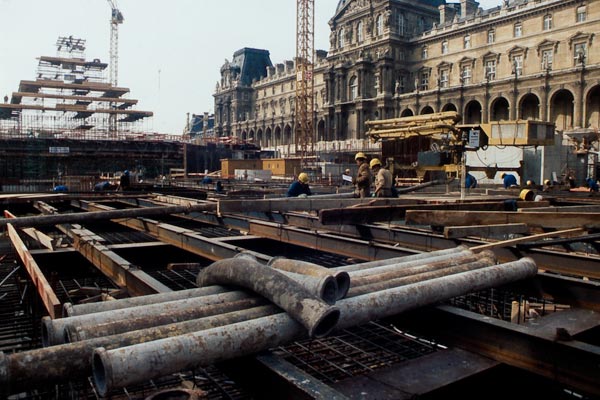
xmin=227 ymin=48 xmax=273 ymax=86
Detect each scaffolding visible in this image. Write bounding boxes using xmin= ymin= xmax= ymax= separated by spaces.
xmin=0 ymin=36 xmax=153 ymax=139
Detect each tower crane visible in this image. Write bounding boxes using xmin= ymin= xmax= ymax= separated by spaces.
xmin=107 ymin=0 xmax=124 ymax=87
xmin=106 ymin=0 xmax=123 ymax=135
xmin=295 ymin=0 xmax=315 ymax=166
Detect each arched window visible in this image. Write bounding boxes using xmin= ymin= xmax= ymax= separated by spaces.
xmin=441 ymin=40 xmax=448 ymax=55
xmin=357 ymin=21 xmax=364 ymax=42
xmin=376 ymin=14 xmax=383 ymax=36
xmin=349 ymin=76 xmax=358 ymax=100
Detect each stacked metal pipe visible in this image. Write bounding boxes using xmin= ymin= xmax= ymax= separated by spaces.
xmin=0 ymin=246 xmax=538 ymax=397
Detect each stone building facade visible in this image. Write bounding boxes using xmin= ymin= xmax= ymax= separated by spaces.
xmin=214 ymin=0 xmax=600 ymax=158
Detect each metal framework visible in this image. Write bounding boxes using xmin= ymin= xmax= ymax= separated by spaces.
xmin=295 ymin=0 xmax=315 ymax=165
xmin=107 ymin=0 xmax=124 ymax=135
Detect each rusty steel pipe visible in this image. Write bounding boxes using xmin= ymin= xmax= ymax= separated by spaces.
xmin=64 ymin=285 xmax=228 ymax=317
xmin=65 ymin=297 xmax=267 ymax=342
xmin=92 ymin=258 xmax=537 ymax=396
xmin=333 ymin=245 xmax=469 ymax=273
xmin=274 ymin=269 xmax=338 ymax=305
xmin=268 ymin=257 xmax=351 ymax=300
xmin=347 ymin=248 xmax=476 ymax=278
xmin=0 ymin=203 xmax=217 ymax=228
xmin=196 ymin=256 xmax=340 ymax=338
xmin=349 ymin=250 xmax=496 ymax=286
xmin=0 ymin=305 xmax=278 ymax=397
xmin=347 ymin=257 xmax=496 ymax=297
xmin=43 ymin=290 xmax=254 ymax=346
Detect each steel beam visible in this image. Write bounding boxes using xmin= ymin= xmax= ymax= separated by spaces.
xmin=403 ymin=305 xmax=600 ymax=397
xmin=70 ymin=227 xmax=172 ymax=296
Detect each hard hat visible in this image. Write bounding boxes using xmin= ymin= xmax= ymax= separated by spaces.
xmin=519 ymin=189 xmax=535 ymax=201
xmin=344 ymin=169 xmax=350 ymax=174
xmin=124 ymin=170 xmax=129 ymax=175
xmin=500 ymin=172 xmax=506 ymax=178
xmin=355 ymin=152 xmax=366 ymax=160
xmin=526 ymin=180 xmax=532 ymax=185
xmin=544 ymin=179 xmax=551 ymax=185
xmin=369 ymin=158 xmax=382 ymax=168
xmin=298 ymin=172 xmax=309 ymax=183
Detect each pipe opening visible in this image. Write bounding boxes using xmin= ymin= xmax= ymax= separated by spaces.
xmin=92 ymin=348 xmax=109 ymax=397
xmin=334 ymin=271 xmax=351 ymax=300
xmin=320 ymin=276 xmax=338 ymax=305
xmin=309 ymin=307 xmax=340 ymax=338
xmin=145 ymin=388 xmax=199 ymax=400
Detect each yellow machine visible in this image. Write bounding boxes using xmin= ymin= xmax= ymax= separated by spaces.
xmin=365 ymin=111 xmax=555 ymax=182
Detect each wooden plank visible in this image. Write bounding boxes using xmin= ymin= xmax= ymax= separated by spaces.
xmin=405 ymin=210 xmax=600 ymax=229
xmin=471 ymin=228 xmax=586 ymax=252
xmin=21 ymin=228 xmax=55 ymax=250
xmin=318 ymin=202 xmax=547 ymax=225
xmin=6 ymin=223 xmax=62 ymax=319
xmin=444 ymin=223 xmax=529 ymax=239
xmin=518 ymin=205 xmax=600 ymax=213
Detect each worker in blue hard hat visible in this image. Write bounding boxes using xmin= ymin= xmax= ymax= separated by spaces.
xmin=119 ymin=170 xmax=131 ymax=191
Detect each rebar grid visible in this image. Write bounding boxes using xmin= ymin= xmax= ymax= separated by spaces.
xmin=275 ymin=320 xmax=440 ymax=383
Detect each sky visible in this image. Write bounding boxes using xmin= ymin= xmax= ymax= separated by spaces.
xmin=0 ymin=0 xmax=500 ymax=134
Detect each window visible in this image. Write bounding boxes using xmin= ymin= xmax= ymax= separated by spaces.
xmin=338 ymin=28 xmax=345 ymax=48
xmin=543 ymin=14 xmax=552 ymax=31
xmin=574 ymin=42 xmax=587 ymax=65
xmin=512 ymin=55 xmax=523 ymax=76
xmin=397 ymin=13 xmax=405 ymax=35
xmin=577 ymin=6 xmax=587 ymax=23
xmin=420 ymin=71 xmax=429 ymax=91
xmin=349 ymin=76 xmax=358 ymax=100
xmin=374 ymin=74 xmax=380 ymax=94
xmin=439 ymin=69 xmax=449 ymax=88
xmin=487 ymin=29 xmax=495 ymax=44
xmin=376 ymin=14 xmax=383 ymax=36
xmin=464 ymin=34 xmax=471 ymax=49
xmin=461 ymin=65 xmax=472 ymax=85
xmin=357 ymin=21 xmax=364 ymax=42
xmin=541 ymin=49 xmax=553 ymax=70
xmin=485 ymin=60 xmax=496 ymax=80
xmin=441 ymin=40 xmax=448 ymax=55
xmin=422 ymin=46 xmax=428 ymax=59
xmin=514 ymin=23 xmax=522 ymax=38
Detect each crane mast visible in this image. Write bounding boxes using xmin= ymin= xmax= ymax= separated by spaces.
xmin=295 ymin=0 xmax=315 ymax=166
xmin=107 ymin=0 xmax=123 ymax=135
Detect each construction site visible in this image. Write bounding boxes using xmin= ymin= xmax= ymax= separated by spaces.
xmin=1 ymin=0 xmax=600 ymax=399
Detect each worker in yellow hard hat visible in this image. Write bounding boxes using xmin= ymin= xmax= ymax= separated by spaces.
xmin=287 ymin=172 xmax=312 ymax=197
xmin=353 ymin=152 xmax=371 ymax=197
xmin=369 ymin=158 xmax=394 ymax=197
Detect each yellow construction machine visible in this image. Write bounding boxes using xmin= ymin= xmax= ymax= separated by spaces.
xmin=365 ymin=111 xmax=555 ymax=183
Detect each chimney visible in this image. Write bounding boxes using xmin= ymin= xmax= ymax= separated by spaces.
xmin=439 ymin=4 xmax=458 ymax=25
xmin=461 ymin=0 xmax=479 ymax=18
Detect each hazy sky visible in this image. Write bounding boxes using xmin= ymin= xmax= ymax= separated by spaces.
xmin=0 ymin=0 xmax=500 ymax=134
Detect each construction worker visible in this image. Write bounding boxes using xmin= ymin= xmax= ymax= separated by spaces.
xmin=287 ymin=172 xmax=312 ymax=197
xmin=369 ymin=158 xmax=393 ymax=197
xmin=353 ymin=152 xmax=371 ymax=198
xmin=586 ymin=177 xmax=599 ymax=192
xmin=465 ymin=173 xmax=477 ymax=189
xmin=500 ymin=172 xmax=518 ymax=188
xmin=119 ymin=170 xmax=130 ymax=191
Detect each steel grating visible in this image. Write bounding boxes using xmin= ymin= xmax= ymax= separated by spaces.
xmin=273 ymin=320 xmax=442 ymax=384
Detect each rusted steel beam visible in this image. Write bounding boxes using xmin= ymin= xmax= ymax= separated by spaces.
xmin=318 ymin=201 xmax=533 ymax=226
xmin=70 ymin=227 xmax=172 ymax=298
xmin=404 ymin=305 xmax=600 ymax=397
xmin=406 ymin=210 xmax=600 ymax=229
xmin=0 ymin=203 xmax=217 ymax=228
xmin=6 ymin=223 xmax=62 ymax=319
xmin=444 ymin=223 xmax=529 ymax=239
